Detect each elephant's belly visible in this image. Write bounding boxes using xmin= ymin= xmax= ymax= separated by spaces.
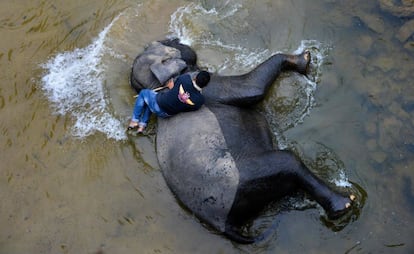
xmin=156 ymin=107 xmax=239 ymax=232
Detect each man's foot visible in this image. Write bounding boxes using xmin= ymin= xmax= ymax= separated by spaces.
xmin=127 ymin=121 xmax=146 ymax=133
xmin=137 ymin=125 xmax=145 ymax=133
xmin=127 ymin=120 xmax=139 ymax=130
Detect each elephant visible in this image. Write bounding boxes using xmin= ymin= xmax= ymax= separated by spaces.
xmin=129 ymin=38 xmax=356 ymax=244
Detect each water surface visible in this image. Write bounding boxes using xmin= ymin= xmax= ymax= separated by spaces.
xmin=1 ymin=0 xmax=413 ymax=253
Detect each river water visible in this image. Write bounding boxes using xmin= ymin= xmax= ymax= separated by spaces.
xmin=1 ymin=0 xmax=413 ymax=253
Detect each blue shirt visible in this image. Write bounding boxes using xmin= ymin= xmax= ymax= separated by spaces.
xmin=156 ymin=74 xmax=205 ymax=115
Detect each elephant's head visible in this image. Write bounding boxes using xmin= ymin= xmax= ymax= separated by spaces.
xmin=129 ymin=38 xmax=199 ymax=92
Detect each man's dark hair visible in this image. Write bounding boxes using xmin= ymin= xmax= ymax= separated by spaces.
xmin=195 ymin=71 xmax=210 ymax=88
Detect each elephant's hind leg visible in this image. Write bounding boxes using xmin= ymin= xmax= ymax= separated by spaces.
xmin=282 ymin=150 xmax=355 ymax=220
xmin=227 ymin=150 xmax=355 ymax=226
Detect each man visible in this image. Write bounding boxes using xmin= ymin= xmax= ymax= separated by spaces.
xmin=128 ymin=71 xmax=211 ymax=133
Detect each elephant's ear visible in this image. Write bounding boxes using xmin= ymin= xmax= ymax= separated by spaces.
xmin=130 ymin=54 xmax=160 ymax=92
xmin=130 ymin=40 xmax=190 ymax=92
xmin=150 ymin=58 xmax=187 ymax=84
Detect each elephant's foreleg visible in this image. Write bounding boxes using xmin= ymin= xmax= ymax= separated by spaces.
xmin=282 ymin=50 xmax=311 ymax=75
xmin=205 ymin=51 xmax=311 ymax=107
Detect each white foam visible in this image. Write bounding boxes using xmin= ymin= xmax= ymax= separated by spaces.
xmin=169 ymin=3 xmax=212 ymax=45
xmin=169 ymin=2 xmax=242 ymax=46
xmin=41 ymin=14 xmax=127 ymax=141
xmin=333 ymin=171 xmax=352 ymax=187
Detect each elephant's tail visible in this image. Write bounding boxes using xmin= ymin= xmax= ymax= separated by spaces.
xmin=224 ymin=226 xmax=256 ymax=244
xmin=224 ymin=219 xmax=280 ymax=244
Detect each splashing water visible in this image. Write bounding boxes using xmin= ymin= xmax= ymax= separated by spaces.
xmin=41 ymin=14 xmax=127 ymax=141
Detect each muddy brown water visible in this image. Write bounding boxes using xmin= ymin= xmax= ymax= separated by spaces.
xmin=1 ymin=0 xmax=414 ymax=253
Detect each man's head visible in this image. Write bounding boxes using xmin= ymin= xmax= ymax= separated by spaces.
xmin=195 ymin=71 xmax=211 ymax=88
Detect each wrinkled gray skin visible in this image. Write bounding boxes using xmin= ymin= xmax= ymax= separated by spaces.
xmin=130 ymin=39 xmax=198 ymax=90
xmin=130 ymin=38 xmax=355 ymax=244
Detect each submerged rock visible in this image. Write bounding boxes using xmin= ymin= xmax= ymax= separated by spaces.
xmin=396 ymin=19 xmax=414 ymax=42
xmin=370 ymin=150 xmax=388 ymax=164
xmin=355 ymin=35 xmax=374 ymax=54
xmin=404 ymin=40 xmax=414 ymax=53
xmin=379 ymin=0 xmax=414 ymax=18
xmin=358 ymin=13 xmax=386 ymax=34
xmin=372 ymin=55 xmax=395 ymax=73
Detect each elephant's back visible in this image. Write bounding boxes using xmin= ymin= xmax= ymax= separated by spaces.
xmin=156 ymin=107 xmax=239 ymax=232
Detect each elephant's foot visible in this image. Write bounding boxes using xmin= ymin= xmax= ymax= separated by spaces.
xmin=326 ymin=194 xmax=356 ymax=220
xmin=295 ymin=51 xmax=311 ymax=75
xmin=284 ymin=51 xmax=311 ymax=75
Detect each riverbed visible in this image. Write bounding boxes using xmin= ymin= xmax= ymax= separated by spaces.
xmin=1 ymin=0 xmax=413 ymax=253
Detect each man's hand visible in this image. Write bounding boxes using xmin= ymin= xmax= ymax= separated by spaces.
xmin=166 ymin=78 xmax=174 ymax=89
